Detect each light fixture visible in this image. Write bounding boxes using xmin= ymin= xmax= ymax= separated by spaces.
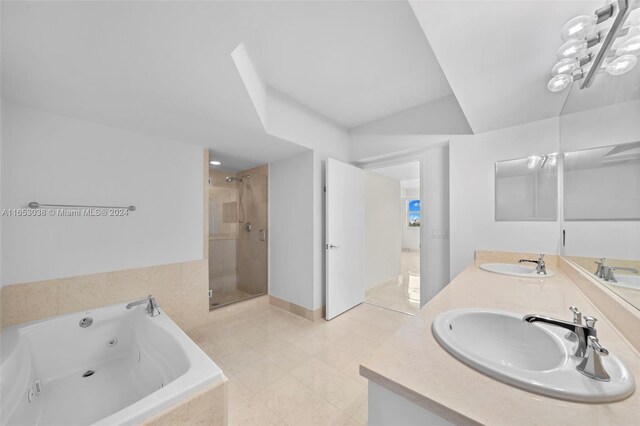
xmin=556 ymin=39 xmax=587 ymax=60
xmin=617 ymin=35 xmax=640 ymax=56
xmin=561 ymin=15 xmax=596 ymax=41
xmin=551 ymin=58 xmax=580 ymax=75
xmin=209 ymin=160 xmax=221 ymax=166
xmin=548 ymin=0 xmax=639 ymax=92
xmin=528 ymin=154 xmax=557 ymax=169
xmin=627 ymin=15 xmax=640 ymax=36
xmin=547 ymin=74 xmax=573 ymax=92
xmin=560 ymin=4 xmax=615 ymax=41
xmin=527 ymin=155 xmax=541 ymax=169
xmin=551 ymin=54 xmax=592 ymax=76
xmin=606 ymin=54 xmax=638 ymax=75
xmin=546 ymin=153 xmax=558 ymax=167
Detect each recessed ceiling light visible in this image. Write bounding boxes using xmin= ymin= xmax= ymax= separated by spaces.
xmin=209 ymin=160 xmax=221 ymax=166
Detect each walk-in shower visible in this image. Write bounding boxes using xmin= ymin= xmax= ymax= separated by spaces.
xmin=208 ymin=167 xmax=268 ymax=309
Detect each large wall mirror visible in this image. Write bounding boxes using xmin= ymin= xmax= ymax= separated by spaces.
xmin=564 ymin=141 xmax=640 ymax=221
xmin=495 ymin=154 xmax=558 ymax=221
xmin=559 ymin=55 xmax=640 ymax=310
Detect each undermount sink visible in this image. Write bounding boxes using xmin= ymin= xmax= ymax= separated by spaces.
xmin=480 ymin=262 xmax=555 ymax=278
xmin=432 ymin=309 xmax=635 ymax=402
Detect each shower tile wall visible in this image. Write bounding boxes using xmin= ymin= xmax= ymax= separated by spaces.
xmin=236 ymin=164 xmax=268 ymax=296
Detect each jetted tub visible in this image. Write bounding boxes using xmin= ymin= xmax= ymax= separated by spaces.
xmin=0 ymin=299 xmax=223 ymax=425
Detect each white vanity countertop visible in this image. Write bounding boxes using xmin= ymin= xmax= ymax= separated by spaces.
xmin=360 ymin=259 xmax=640 ymax=425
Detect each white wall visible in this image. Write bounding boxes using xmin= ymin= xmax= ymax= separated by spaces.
xmin=365 ymin=172 xmax=401 ymax=290
xmin=350 ymin=134 xmax=448 ymax=163
xmin=265 ymin=89 xmax=352 ymax=310
xmin=266 ymin=87 xmax=352 ymax=310
xmin=1 ymin=102 xmax=204 ymax=285
xmin=350 ymin=94 xmax=472 ymax=136
xmin=421 ymin=146 xmax=450 ymax=304
xmin=268 ymin=150 xmax=315 ymax=309
xmin=449 ymin=117 xmax=561 ymax=279
xmin=560 ymin=99 xmax=640 ymax=260
xmin=250 ymin=83 xmax=352 ymax=311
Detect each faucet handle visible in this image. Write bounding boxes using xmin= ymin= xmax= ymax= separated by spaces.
xmin=577 ymin=335 xmax=610 ymax=381
xmin=569 ymin=306 xmax=582 ymax=324
xmin=602 ymin=266 xmax=619 ymax=283
xmin=594 ymin=258 xmax=606 ymax=278
xmin=587 ymin=335 xmax=608 ymax=355
xmin=584 ymin=316 xmax=597 ymax=329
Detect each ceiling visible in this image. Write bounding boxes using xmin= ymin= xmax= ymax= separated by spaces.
xmin=2 ymin=1 xmax=632 ymax=169
xmin=565 ymin=141 xmax=640 ymax=171
xmin=409 ymin=0 xmax=610 ymax=134
xmin=244 ymin=1 xmax=454 ymax=129
xmin=369 ymin=161 xmax=420 ymax=183
xmin=0 ymin=1 xmax=308 ymax=171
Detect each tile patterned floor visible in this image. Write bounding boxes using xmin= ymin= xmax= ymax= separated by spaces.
xmin=188 ymin=297 xmax=411 ymax=426
xmin=365 ymin=251 xmax=421 ymax=314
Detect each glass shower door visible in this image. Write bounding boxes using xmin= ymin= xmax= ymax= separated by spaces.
xmin=208 ymin=166 xmax=268 ymax=309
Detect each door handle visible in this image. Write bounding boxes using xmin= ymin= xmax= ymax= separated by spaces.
xmin=327 ymin=244 xmax=340 ymax=250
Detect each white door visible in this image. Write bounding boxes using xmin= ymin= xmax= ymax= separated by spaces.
xmin=326 ymin=158 xmax=365 ymax=320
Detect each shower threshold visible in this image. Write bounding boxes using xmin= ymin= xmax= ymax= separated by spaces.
xmin=209 ymin=290 xmax=266 ymax=311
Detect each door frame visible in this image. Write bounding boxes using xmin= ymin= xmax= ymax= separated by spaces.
xmin=356 ymin=153 xmax=426 ymax=308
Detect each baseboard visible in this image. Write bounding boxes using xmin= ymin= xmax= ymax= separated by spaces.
xmin=269 ymin=295 xmax=325 ymax=321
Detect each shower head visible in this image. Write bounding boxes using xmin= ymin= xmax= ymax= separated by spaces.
xmin=225 ymin=175 xmax=250 ymax=183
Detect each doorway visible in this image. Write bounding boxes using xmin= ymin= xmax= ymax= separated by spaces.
xmin=363 ymin=161 xmax=421 ymax=315
xmin=208 ymin=164 xmax=268 ymax=309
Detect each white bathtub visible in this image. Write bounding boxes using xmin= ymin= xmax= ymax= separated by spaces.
xmin=0 ymin=300 xmax=223 ymax=425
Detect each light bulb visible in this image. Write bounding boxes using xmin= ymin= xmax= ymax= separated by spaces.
xmin=551 ymin=58 xmax=579 ymax=76
xmin=561 ymin=15 xmax=596 ymax=41
xmin=547 ymin=74 xmax=573 ymax=92
xmin=547 ymin=153 xmax=558 ymax=167
xmin=617 ymin=36 xmax=640 ymax=56
xmin=606 ymin=54 xmax=638 ymax=75
xmin=527 ymin=155 xmax=541 ymax=169
xmin=625 ymin=15 xmax=640 ymax=37
xmin=209 ymin=160 xmax=221 ymax=166
xmin=557 ymin=39 xmax=587 ymax=60
xmin=627 ymin=15 xmax=640 ymax=30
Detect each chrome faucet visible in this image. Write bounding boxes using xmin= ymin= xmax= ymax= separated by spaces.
xmin=523 ymin=311 xmax=598 ymax=358
xmin=126 ymin=295 xmax=160 ymax=317
xmin=577 ymin=336 xmax=610 ymax=381
xmin=523 ymin=308 xmax=611 ymax=381
xmin=519 ymin=254 xmax=547 ymax=275
xmin=565 ymin=306 xmax=582 ymax=342
xmin=601 ymin=266 xmax=639 ymax=283
xmin=594 ymin=258 xmax=606 ymax=278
